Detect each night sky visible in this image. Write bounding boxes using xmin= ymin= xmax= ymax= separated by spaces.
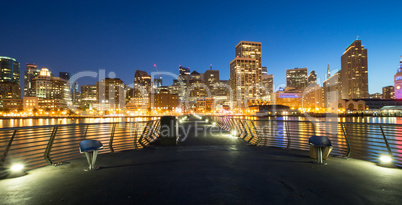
xmin=1 ymin=0 xmax=401 ymax=94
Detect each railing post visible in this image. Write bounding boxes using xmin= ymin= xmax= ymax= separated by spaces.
xmin=379 ymin=125 xmax=393 ymax=158
xmin=109 ymin=123 xmax=116 ymax=153
xmin=44 ymin=127 xmax=58 ymax=165
xmin=83 ymin=125 xmax=89 ymax=139
xmin=0 ymin=129 xmax=18 ymax=167
xmin=133 ymin=123 xmax=138 ymax=149
xmin=311 ymin=121 xmax=316 ymax=136
xmin=341 ymin=124 xmax=352 ymax=158
xmin=251 ymin=120 xmax=262 ymax=145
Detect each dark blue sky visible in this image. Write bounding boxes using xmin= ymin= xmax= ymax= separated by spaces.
xmin=1 ymin=0 xmax=401 ymax=93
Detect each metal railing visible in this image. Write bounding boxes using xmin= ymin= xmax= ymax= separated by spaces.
xmin=212 ymin=116 xmax=402 ymax=167
xmin=0 ymin=120 xmax=160 ymax=172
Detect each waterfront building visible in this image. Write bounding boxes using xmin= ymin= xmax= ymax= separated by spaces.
xmin=24 ymin=63 xmax=40 ymax=97
xmin=230 ymin=41 xmax=262 ymax=106
xmin=150 ymin=87 xmax=179 ymax=111
xmin=340 ymin=40 xmax=368 ymax=99
xmin=394 ymin=56 xmax=402 ymax=99
xmin=302 ymin=84 xmax=324 ymax=110
xmin=23 ymin=96 xmax=39 ymax=111
xmin=0 ymin=56 xmax=20 ymax=85
xmin=96 ymin=78 xmax=125 ymax=110
xmin=383 ymin=85 xmax=395 ymax=99
xmin=286 ymin=68 xmax=307 ymax=90
xmin=1 ymin=98 xmax=22 ymax=111
xmin=275 ymin=92 xmax=302 ymax=108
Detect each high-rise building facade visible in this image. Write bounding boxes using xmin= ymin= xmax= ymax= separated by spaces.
xmin=382 ymin=86 xmax=394 ymax=99
xmin=81 ymin=85 xmax=97 ymax=109
xmin=24 ymin=63 xmax=40 ymax=97
xmin=286 ymin=68 xmax=307 ymax=90
xmin=96 ymin=78 xmax=125 ymax=110
xmin=230 ymin=41 xmax=262 ymax=106
xmin=0 ymin=56 xmax=20 ymax=84
xmin=394 ymin=56 xmax=402 ymax=99
xmin=203 ymin=69 xmax=219 ymax=91
xmin=340 ymin=40 xmax=368 ymax=99
xmin=308 ymin=70 xmax=317 ymax=85
xmin=134 ymin=70 xmax=151 ymax=97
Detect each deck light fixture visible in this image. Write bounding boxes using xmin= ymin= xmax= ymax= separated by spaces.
xmin=10 ymin=163 xmax=24 ymax=172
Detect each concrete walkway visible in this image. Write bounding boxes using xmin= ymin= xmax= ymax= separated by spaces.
xmin=1 ymin=116 xmax=402 ymax=204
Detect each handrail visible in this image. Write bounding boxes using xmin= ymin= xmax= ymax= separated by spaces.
xmin=212 ymin=115 xmax=402 ymax=167
xmin=0 ymin=120 xmax=157 ymax=131
xmin=0 ymin=120 xmax=160 ymax=171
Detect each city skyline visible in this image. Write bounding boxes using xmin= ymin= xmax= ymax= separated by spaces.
xmin=1 ymin=1 xmax=401 ymax=94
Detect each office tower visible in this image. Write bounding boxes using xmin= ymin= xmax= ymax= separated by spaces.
xmin=382 ymin=86 xmax=394 ymax=99
xmin=134 ymin=70 xmax=151 ymax=97
xmin=0 ymin=56 xmax=20 ymax=100
xmin=34 ymin=68 xmax=53 ymax=99
xmin=179 ymin=66 xmax=190 ymax=76
xmin=262 ymin=74 xmax=274 ymax=94
xmin=230 ymin=41 xmax=262 ymax=105
xmin=394 ymin=56 xmax=402 ymax=99
xmin=0 ymin=56 xmax=20 ymax=84
xmin=308 ymin=70 xmax=317 ymax=85
xmin=96 ymin=78 xmax=125 ymax=110
xmin=24 ymin=63 xmax=40 ymax=96
xmin=81 ymin=85 xmax=97 ymax=109
xmin=340 ymin=40 xmax=368 ymax=99
xmin=204 ymin=69 xmax=219 ymax=93
xmin=286 ymin=68 xmax=308 ymax=90
xmin=154 ymin=77 xmax=162 ymax=93
xmin=323 ymin=71 xmax=341 ymax=110
xmin=189 ymin=70 xmax=206 ymax=98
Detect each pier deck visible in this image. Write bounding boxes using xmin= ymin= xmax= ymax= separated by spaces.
xmin=1 ymin=116 xmax=401 ymax=204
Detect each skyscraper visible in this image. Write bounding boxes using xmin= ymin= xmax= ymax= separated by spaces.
xmin=286 ymin=68 xmax=308 ymax=90
xmin=24 ymin=63 xmax=40 ymax=97
xmin=0 ymin=56 xmax=20 ymax=84
xmin=340 ymin=40 xmax=368 ymax=99
xmin=394 ymin=56 xmax=402 ymax=99
xmin=308 ymin=70 xmax=317 ymax=85
xmin=230 ymin=41 xmax=262 ymax=106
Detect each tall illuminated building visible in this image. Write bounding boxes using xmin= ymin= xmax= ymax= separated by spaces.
xmin=0 ymin=56 xmax=20 ymax=84
xmin=308 ymin=70 xmax=317 ymax=85
xmin=340 ymin=40 xmax=368 ymax=99
xmin=24 ymin=63 xmax=40 ymax=97
xmin=96 ymin=78 xmax=125 ymax=110
xmin=394 ymin=56 xmax=402 ymax=99
xmin=286 ymin=68 xmax=307 ymax=90
xmin=230 ymin=41 xmax=262 ymax=106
